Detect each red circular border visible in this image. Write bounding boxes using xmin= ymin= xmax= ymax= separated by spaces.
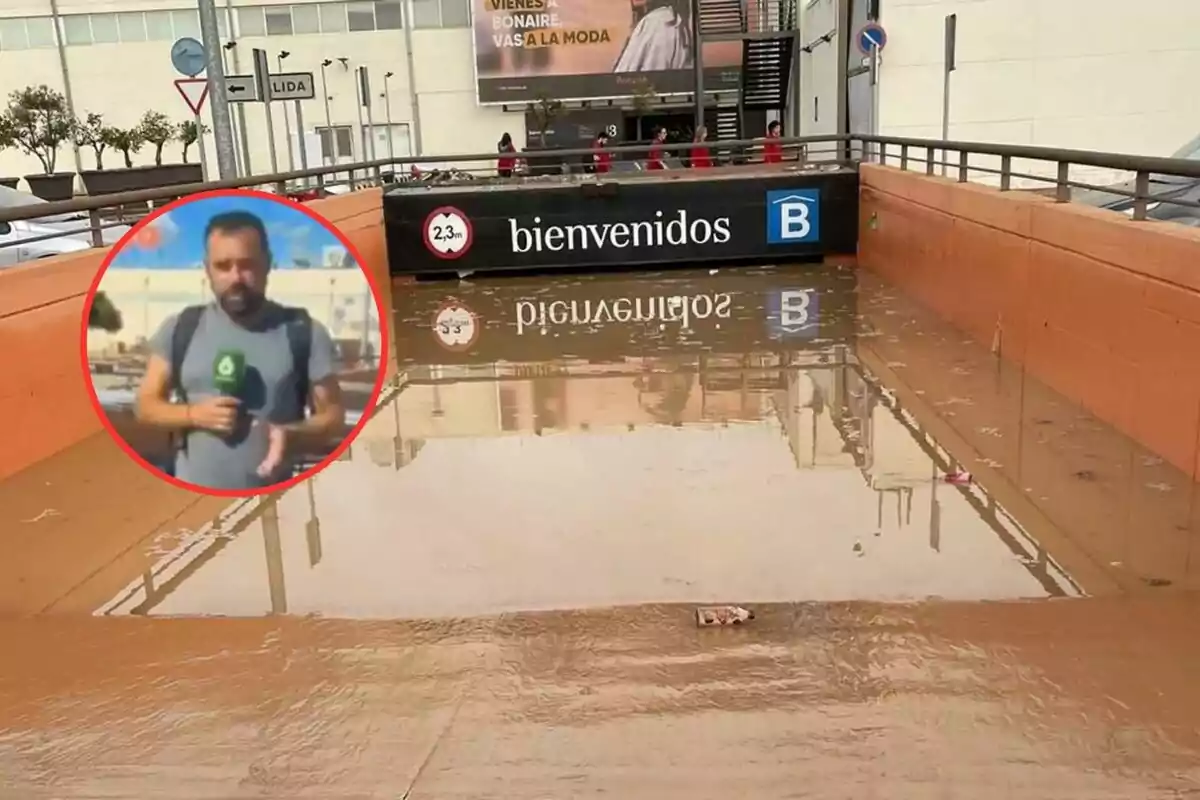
xmin=78 ymin=187 xmax=391 ymax=499
xmin=431 ymin=298 xmax=481 ymax=353
xmin=421 ymin=205 xmax=474 ymax=260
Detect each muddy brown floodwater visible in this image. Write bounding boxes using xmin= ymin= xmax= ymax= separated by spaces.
xmin=3 ymin=263 xmax=1200 ymax=798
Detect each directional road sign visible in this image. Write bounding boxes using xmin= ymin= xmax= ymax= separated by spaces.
xmin=170 ymin=37 xmax=207 ymax=77
xmin=856 ymin=22 xmax=887 ymax=55
xmin=224 ymin=74 xmax=260 ymax=103
xmin=174 ymin=78 xmax=209 ymax=115
xmin=268 ymin=72 xmax=316 ymax=102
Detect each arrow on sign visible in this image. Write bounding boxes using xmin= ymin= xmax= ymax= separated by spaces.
xmin=174 ymin=78 xmax=209 ymax=115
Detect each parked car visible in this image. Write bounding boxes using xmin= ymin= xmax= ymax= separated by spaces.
xmin=0 ymin=185 xmax=132 ymax=268
xmin=1072 ymin=133 xmax=1200 ymax=227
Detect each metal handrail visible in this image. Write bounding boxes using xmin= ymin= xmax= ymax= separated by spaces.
xmin=4 ymin=133 xmax=1199 ymax=231
xmin=0 ymin=134 xmax=852 ymax=225
xmin=858 ymin=134 xmax=1200 ymax=179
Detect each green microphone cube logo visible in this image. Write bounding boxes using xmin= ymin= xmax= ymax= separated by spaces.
xmin=213 ymin=350 xmax=245 ymax=395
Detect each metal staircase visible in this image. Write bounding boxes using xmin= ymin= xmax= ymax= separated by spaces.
xmin=740 ymin=36 xmax=794 ymax=110
xmin=696 ymin=0 xmax=797 ymax=113
xmin=697 ymin=0 xmax=746 ymax=37
xmin=715 ymin=108 xmax=741 ymax=142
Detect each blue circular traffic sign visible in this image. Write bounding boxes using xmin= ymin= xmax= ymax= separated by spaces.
xmin=170 ymin=37 xmax=207 ymax=77
xmin=857 ymin=22 xmax=887 ymax=55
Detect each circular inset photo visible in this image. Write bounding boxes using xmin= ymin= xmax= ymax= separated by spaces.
xmin=81 ymin=188 xmax=388 ymax=496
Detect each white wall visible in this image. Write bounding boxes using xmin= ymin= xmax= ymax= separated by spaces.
xmin=0 ymin=0 xmax=524 ymax=183
xmin=797 ymin=0 xmax=1200 ymax=183
xmin=797 ymin=0 xmax=839 ymax=140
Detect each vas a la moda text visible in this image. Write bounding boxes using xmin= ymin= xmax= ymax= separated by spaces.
xmin=509 ymin=209 xmax=732 ymax=253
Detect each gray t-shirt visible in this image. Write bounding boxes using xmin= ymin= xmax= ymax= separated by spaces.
xmin=149 ymin=300 xmax=336 ymax=490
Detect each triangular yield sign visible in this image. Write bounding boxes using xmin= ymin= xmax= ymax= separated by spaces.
xmin=174 ymin=78 xmax=209 ymax=116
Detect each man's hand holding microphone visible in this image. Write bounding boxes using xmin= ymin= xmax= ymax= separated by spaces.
xmin=187 ymin=350 xmax=286 ymax=478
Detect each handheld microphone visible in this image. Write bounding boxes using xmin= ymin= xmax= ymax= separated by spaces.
xmin=212 ymin=349 xmax=246 ymax=396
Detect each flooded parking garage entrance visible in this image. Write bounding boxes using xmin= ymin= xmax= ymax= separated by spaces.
xmin=5 ymin=264 xmax=1200 ymax=798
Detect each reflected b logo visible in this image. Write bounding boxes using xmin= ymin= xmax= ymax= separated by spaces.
xmin=767 ymin=288 xmax=820 ymax=339
xmin=766 ymin=189 xmax=821 ymax=244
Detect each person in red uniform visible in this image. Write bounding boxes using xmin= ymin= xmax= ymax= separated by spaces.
xmin=645 ymin=126 xmax=668 ymax=170
xmin=689 ymin=125 xmax=712 ymax=169
xmin=763 ymin=120 xmax=783 ymax=164
xmin=591 ymin=131 xmax=613 ymax=174
xmin=497 ymin=132 xmax=517 ymax=178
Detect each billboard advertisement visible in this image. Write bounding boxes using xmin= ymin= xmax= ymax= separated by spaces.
xmin=473 ymin=0 xmax=748 ymax=103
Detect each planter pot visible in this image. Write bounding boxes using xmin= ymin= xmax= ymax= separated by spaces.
xmin=0 ymin=177 xmax=20 ymax=189
xmin=24 ymin=172 xmax=75 ymax=201
xmin=78 ymin=163 xmax=204 ymax=197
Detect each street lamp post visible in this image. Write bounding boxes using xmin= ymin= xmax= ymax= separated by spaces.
xmin=383 ymin=71 xmax=395 ymax=160
xmin=278 ymin=50 xmax=295 ymax=172
xmin=320 ymin=59 xmax=334 ymax=166
xmin=223 ymin=40 xmax=253 ymax=176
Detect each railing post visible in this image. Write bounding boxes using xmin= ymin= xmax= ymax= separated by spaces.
xmin=957 ymin=150 xmax=968 ymax=182
xmin=925 ymin=147 xmax=935 ymax=175
xmin=999 ymin=154 xmax=1012 ymax=191
xmin=1132 ymin=170 xmax=1150 ymax=221
xmin=1055 ymin=161 xmax=1071 ymax=203
xmin=878 ymin=142 xmax=886 ymax=166
xmin=274 ymin=179 xmax=288 ymax=196
xmin=900 ymin=144 xmax=909 ymax=171
xmin=87 ymin=208 xmax=103 ymax=248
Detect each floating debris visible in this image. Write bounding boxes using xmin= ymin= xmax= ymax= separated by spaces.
xmin=696 ymin=606 xmax=755 ymax=627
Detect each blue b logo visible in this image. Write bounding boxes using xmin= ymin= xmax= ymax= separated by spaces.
xmin=766 ymin=189 xmax=821 ymax=245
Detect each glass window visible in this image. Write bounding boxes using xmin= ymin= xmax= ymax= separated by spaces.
xmin=265 ymin=6 xmax=293 ymax=35
xmin=62 ymin=15 xmax=91 ymax=45
xmin=0 ymin=18 xmax=30 ymax=50
xmin=90 ymin=13 xmax=119 ymax=43
xmin=171 ymin=9 xmax=201 ymax=38
xmin=25 ymin=16 xmax=56 ymax=47
xmin=292 ymin=4 xmax=320 ymax=34
xmin=375 ymin=0 xmax=404 ymax=29
xmin=319 ymin=3 xmax=347 ymax=32
xmin=372 ymin=123 xmax=412 ymax=157
xmin=440 ymin=0 xmax=470 ymax=28
xmin=347 ymin=1 xmax=375 ymax=31
xmin=317 ymin=126 xmax=355 ymax=160
xmin=237 ymin=7 xmax=266 ymax=36
xmin=116 ymin=12 xmax=146 ymax=41
xmin=335 ymin=127 xmax=354 ymax=157
xmin=144 ymin=10 xmax=173 ymax=40
xmin=411 ymin=0 xmax=437 ymax=27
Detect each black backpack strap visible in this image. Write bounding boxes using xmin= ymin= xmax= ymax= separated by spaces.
xmin=281 ymin=307 xmax=313 ymax=416
xmin=168 ymin=305 xmax=205 ymax=458
xmin=169 ymin=305 xmax=206 ymax=403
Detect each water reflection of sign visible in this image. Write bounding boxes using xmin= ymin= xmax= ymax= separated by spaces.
xmin=398 ymin=269 xmax=854 ymax=365
xmin=422 ymin=206 xmax=474 ymax=259
xmin=766 ymin=289 xmax=820 ymax=339
xmin=433 ymin=300 xmax=481 ymax=351
xmin=515 ymin=292 xmax=733 ymax=335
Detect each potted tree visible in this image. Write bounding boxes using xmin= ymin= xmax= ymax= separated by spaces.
xmin=0 ymin=114 xmax=19 ymax=189
xmin=109 ymin=125 xmax=145 ymax=169
xmin=525 ymin=92 xmax=564 ymax=177
xmin=2 ymin=85 xmax=75 ymax=200
xmin=177 ymin=119 xmax=209 ymax=164
xmin=139 ymin=111 xmax=176 ymax=167
xmin=78 ymin=112 xmax=202 ymax=196
xmin=73 ymin=112 xmax=120 ymax=170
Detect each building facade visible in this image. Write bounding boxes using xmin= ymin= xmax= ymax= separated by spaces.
xmin=0 ymin=0 xmax=528 ymax=180
xmin=798 ymin=0 xmax=1200 ymax=181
